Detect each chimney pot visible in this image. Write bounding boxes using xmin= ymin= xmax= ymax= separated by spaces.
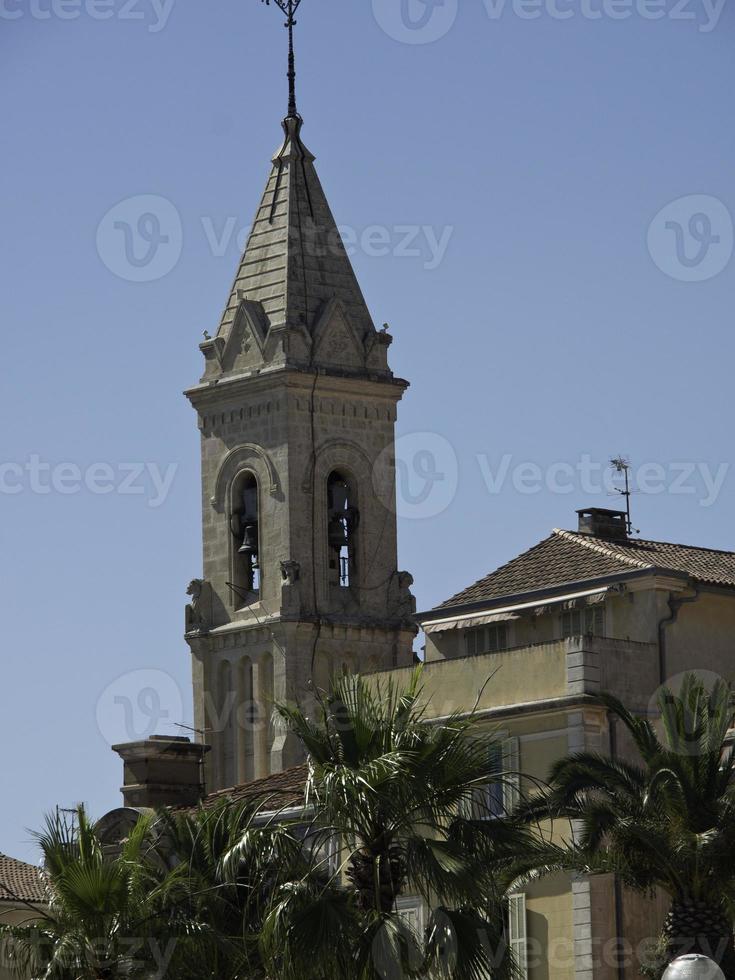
xmin=112 ymin=735 xmax=211 ymax=809
xmin=576 ymin=508 xmax=629 ymax=541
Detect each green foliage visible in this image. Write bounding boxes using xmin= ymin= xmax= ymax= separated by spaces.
xmin=152 ymin=799 xmax=315 ymax=980
xmin=519 ymin=672 xmax=735 ymax=972
xmin=0 ymin=805 xmax=173 ymax=979
xmin=266 ymin=668 xmax=535 ymax=979
xmin=4 ymin=668 xmax=540 ymax=979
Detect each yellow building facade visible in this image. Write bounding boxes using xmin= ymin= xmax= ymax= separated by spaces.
xmin=405 ymin=508 xmax=735 ymax=979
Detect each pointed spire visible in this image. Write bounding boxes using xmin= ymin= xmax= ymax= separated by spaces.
xmin=205 ymin=4 xmax=396 ymax=384
xmin=216 ymin=117 xmax=377 ymax=345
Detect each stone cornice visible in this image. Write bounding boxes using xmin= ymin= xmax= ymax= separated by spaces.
xmin=185 ymin=366 xmax=409 ymax=411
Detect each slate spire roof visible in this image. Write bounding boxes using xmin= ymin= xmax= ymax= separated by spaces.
xmin=217 ymin=115 xmax=375 ymax=343
xmin=199 ymin=114 xmax=396 ymax=384
xmin=429 ymin=529 xmax=735 ymax=614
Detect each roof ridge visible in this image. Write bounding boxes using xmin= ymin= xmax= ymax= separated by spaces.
xmin=633 ymin=537 xmax=735 ymax=557
xmin=552 ymin=528 xmax=653 ymax=570
xmin=0 ymin=853 xmax=38 ymax=868
xmin=561 ymin=529 xmax=735 ymax=559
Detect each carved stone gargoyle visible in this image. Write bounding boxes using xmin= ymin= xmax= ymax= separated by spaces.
xmin=393 ymin=570 xmax=417 ymax=618
xmin=185 ymin=579 xmax=211 ymax=634
xmin=280 ymin=560 xmax=301 ymax=585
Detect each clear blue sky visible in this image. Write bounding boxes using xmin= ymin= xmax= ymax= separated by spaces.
xmin=1 ymin=0 xmax=733 ymax=860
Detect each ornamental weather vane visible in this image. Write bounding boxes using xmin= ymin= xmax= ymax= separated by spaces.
xmin=261 ymin=0 xmax=305 ymax=120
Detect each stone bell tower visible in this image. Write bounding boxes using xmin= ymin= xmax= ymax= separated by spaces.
xmin=184 ymin=106 xmax=417 ymax=791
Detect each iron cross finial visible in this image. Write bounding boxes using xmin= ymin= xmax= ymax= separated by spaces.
xmin=261 ymin=0 xmax=305 ymax=120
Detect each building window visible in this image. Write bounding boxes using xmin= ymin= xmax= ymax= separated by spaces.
xmin=465 ymin=622 xmax=509 ymax=657
xmin=560 ymin=604 xmax=605 ymax=638
xmin=230 ymin=472 xmax=260 ymax=603
xmin=395 ymin=895 xmax=425 ymax=937
xmin=507 ymin=893 xmax=528 ymax=980
xmin=327 ymin=471 xmax=359 ymax=588
xmin=291 ymin=823 xmax=340 ymax=877
xmin=467 ymin=737 xmax=520 ymax=819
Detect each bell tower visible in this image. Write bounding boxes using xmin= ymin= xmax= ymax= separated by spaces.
xmin=184 ymin=97 xmax=416 ymax=789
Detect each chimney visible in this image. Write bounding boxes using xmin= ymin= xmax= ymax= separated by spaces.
xmin=576 ymin=508 xmax=629 ymax=542
xmin=112 ymin=735 xmax=210 ymax=809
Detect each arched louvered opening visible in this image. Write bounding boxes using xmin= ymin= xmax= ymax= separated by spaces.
xmin=327 ymin=470 xmax=359 ymax=588
xmin=230 ymin=472 xmax=260 ymax=605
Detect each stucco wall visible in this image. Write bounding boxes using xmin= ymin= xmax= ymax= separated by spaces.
xmin=397 ymin=642 xmax=569 ymax=717
xmin=665 ymin=590 xmax=735 ymax=684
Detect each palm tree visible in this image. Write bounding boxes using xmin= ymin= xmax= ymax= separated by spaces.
xmin=153 ymin=797 xmax=320 ymax=980
xmin=520 ymin=673 xmax=735 ymax=977
xmin=0 ymin=799 xmax=326 ymax=980
xmin=264 ymin=667 xmax=534 ymax=980
xmin=0 ymin=805 xmax=174 ymax=980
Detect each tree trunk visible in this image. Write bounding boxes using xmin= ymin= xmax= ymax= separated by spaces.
xmin=664 ymin=900 xmax=735 ymax=976
xmin=346 ymin=844 xmax=405 ymax=914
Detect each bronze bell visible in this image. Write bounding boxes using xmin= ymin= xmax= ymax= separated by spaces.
xmin=238 ymin=521 xmax=259 ymax=560
xmin=328 ymin=513 xmax=348 ymax=550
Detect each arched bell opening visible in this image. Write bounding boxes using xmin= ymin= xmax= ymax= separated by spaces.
xmin=229 ymin=472 xmax=261 ymax=606
xmin=327 ymin=470 xmax=359 ymax=589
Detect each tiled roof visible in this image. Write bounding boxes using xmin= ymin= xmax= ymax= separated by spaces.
xmin=0 ymin=853 xmax=44 ymax=905
xmin=202 ymin=764 xmax=308 ymax=811
xmin=431 ymin=529 xmax=735 ymax=612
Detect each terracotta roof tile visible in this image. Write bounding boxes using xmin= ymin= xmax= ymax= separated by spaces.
xmin=432 ymin=530 xmax=735 ymax=612
xmin=201 ymin=764 xmax=308 ymax=811
xmin=0 ymin=853 xmax=44 ymax=905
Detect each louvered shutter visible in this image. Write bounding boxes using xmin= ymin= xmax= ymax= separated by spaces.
xmin=507 ymin=892 xmax=528 ymax=979
xmin=502 ymin=737 xmax=521 ymax=813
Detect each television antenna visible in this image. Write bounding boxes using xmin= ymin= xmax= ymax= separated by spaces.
xmin=609 ymin=456 xmax=640 ymax=536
